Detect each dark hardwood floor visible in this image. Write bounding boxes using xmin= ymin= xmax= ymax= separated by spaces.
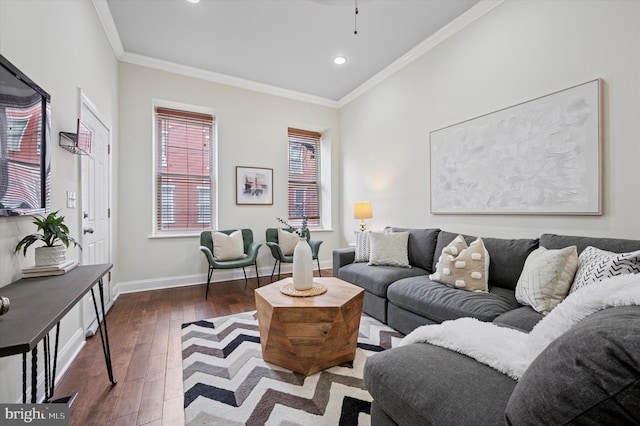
xmin=52 ymin=270 xmax=330 ymax=426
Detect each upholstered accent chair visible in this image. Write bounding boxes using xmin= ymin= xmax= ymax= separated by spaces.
xmin=199 ymin=229 xmax=261 ymax=299
xmin=265 ymin=228 xmax=322 ymax=282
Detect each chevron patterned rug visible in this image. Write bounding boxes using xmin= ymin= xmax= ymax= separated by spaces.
xmin=182 ymin=311 xmax=403 ymax=426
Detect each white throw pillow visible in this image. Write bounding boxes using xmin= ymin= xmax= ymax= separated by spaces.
xmin=368 ymin=231 xmax=410 ymax=268
xmin=515 ymin=246 xmax=578 ymax=315
xmin=429 ymin=235 xmax=490 ymax=292
xmin=278 ymin=228 xmax=299 ymax=256
xmin=212 ymin=230 xmax=247 ymax=261
xmin=354 ymin=230 xmax=371 ymax=263
xmin=570 ymin=246 xmax=640 ymax=293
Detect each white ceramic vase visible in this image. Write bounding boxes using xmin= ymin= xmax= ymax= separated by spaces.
xmin=34 ymin=245 xmax=66 ymax=266
xmin=292 ymin=237 xmax=313 ymax=290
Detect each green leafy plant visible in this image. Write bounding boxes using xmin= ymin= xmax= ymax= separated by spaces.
xmin=14 ymin=210 xmax=81 ymax=256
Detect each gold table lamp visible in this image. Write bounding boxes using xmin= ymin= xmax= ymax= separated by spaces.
xmin=354 ymin=201 xmax=373 ymax=232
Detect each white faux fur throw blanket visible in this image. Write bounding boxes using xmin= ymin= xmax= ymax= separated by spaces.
xmin=400 ymin=273 xmax=640 ymax=380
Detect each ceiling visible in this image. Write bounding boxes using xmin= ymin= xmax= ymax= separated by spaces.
xmin=102 ymin=0 xmax=482 ymax=104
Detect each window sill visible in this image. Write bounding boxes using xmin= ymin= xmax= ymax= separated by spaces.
xmin=149 ymin=232 xmax=201 ymax=239
xmin=308 ymin=228 xmax=334 ymax=233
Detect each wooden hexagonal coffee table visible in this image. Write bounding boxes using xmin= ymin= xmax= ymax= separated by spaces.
xmin=254 ymin=277 xmax=364 ymax=376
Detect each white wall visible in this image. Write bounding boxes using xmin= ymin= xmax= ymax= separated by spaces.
xmin=0 ymin=0 xmax=118 ymax=402
xmin=115 ymin=63 xmax=340 ymax=292
xmin=340 ymin=0 xmax=640 ymax=242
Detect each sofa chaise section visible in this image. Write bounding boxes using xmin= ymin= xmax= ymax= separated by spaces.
xmin=365 ymin=306 xmax=640 ymax=425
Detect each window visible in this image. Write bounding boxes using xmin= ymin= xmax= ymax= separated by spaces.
xmin=196 ymin=186 xmax=210 ymax=224
xmin=287 ymin=128 xmax=321 ymax=227
xmin=155 ymin=107 xmax=215 ymax=233
xmin=160 ymin=185 xmax=175 ymax=224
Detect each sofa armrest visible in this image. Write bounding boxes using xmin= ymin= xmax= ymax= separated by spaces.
xmin=333 ymin=248 xmax=355 ymax=277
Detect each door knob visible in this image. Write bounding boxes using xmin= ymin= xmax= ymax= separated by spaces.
xmin=83 ymin=227 xmax=94 ymax=234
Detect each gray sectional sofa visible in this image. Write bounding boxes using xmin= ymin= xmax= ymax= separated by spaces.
xmin=332 ymin=228 xmax=640 ymax=425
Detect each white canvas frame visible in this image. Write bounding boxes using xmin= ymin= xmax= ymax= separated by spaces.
xmin=430 ymin=79 xmax=602 ymax=215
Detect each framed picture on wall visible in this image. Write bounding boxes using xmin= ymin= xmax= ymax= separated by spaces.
xmin=430 ymin=79 xmax=602 ymax=215
xmin=236 ymin=166 xmax=273 ymax=205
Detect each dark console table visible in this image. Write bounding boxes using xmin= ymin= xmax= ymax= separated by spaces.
xmin=0 ymin=264 xmax=116 ymax=403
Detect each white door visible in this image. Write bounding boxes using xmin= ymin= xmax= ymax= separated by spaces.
xmin=79 ymin=93 xmax=111 ymax=336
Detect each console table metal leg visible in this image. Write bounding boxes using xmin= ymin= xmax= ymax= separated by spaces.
xmin=22 ymin=353 xmax=26 ymax=403
xmin=44 ymin=333 xmax=50 ymax=401
xmin=43 ymin=324 xmax=61 ymax=402
xmin=51 ymin=323 xmax=60 ymax=398
xmin=31 ymin=346 xmax=37 ymax=403
xmin=90 ymin=279 xmax=116 ymax=385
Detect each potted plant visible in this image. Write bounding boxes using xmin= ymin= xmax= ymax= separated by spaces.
xmin=14 ymin=210 xmax=81 ymax=266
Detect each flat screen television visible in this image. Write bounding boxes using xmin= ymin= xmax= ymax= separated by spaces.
xmin=0 ymin=53 xmax=51 ymax=216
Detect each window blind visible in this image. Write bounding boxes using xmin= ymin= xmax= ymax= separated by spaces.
xmin=155 ymin=107 xmax=215 ymax=232
xmin=287 ymin=128 xmax=321 ymax=228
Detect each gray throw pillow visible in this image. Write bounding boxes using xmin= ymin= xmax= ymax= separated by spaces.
xmin=505 ymin=306 xmax=640 ymax=425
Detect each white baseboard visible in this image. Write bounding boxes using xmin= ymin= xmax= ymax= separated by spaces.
xmin=112 ymin=259 xmax=332 ymax=295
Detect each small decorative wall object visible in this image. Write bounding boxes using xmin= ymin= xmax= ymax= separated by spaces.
xmin=430 ymin=79 xmax=602 ymax=215
xmin=59 ymin=119 xmax=92 ymax=155
xmin=236 ymin=166 xmax=273 ymax=205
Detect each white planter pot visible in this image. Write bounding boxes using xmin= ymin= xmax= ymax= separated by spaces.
xmin=34 ymin=245 xmax=66 ymax=266
xmin=292 ymin=238 xmax=313 ymax=290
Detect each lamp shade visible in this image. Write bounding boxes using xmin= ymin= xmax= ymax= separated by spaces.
xmin=353 ymin=202 xmax=373 ymax=220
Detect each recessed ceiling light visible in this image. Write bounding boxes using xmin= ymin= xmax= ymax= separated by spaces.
xmin=187 ymin=0 xmax=200 ymax=3
xmin=334 ymin=56 xmax=347 ymax=65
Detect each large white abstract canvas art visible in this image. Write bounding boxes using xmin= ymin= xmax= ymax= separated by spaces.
xmin=430 ymin=79 xmax=601 ymax=214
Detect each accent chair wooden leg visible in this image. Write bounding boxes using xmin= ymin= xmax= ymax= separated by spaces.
xmin=242 ymin=267 xmax=248 ymax=288
xmin=270 ymin=261 xmax=278 ymax=283
xmin=316 ymin=258 xmax=321 ymax=277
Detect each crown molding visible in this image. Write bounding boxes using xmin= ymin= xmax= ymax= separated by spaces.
xmin=119 ymin=52 xmax=340 ymax=108
xmin=337 ymin=0 xmax=506 ymax=107
xmin=92 ymin=0 xmax=503 ymax=110
xmin=92 ymin=0 xmax=124 ymax=58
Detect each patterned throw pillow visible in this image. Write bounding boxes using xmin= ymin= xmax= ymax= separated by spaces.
xmin=515 ymin=246 xmax=578 ymax=315
xmin=212 ymin=230 xmax=247 ymax=261
xmin=570 ymin=246 xmax=640 ymax=293
xmin=368 ymin=231 xmax=410 ymax=268
xmin=429 ymin=235 xmax=490 ymax=292
xmin=354 ymin=230 xmax=371 ymax=263
xmin=277 ymin=228 xmax=299 ymax=255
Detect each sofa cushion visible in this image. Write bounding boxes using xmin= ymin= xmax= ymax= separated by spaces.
xmin=505 ymin=306 xmax=640 ymax=425
xmin=364 ymin=342 xmax=517 ymax=426
xmin=387 ymin=276 xmax=520 ymax=323
xmin=515 ymin=246 xmax=578 ymax=314
xmin=430 ymin=236 xmax=490 ymax=292
xmin=368 ymin=231 xmax=410 ymax=267
xmin=434 ymin=231 xmax=539 ymax=290
xmin=389 ymin=227 xmax=440 ymax=272
xmin=336 ymin=263 xmax=427 ymax=298
xmin=492 ymin=306 xmax=544 ymax=332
